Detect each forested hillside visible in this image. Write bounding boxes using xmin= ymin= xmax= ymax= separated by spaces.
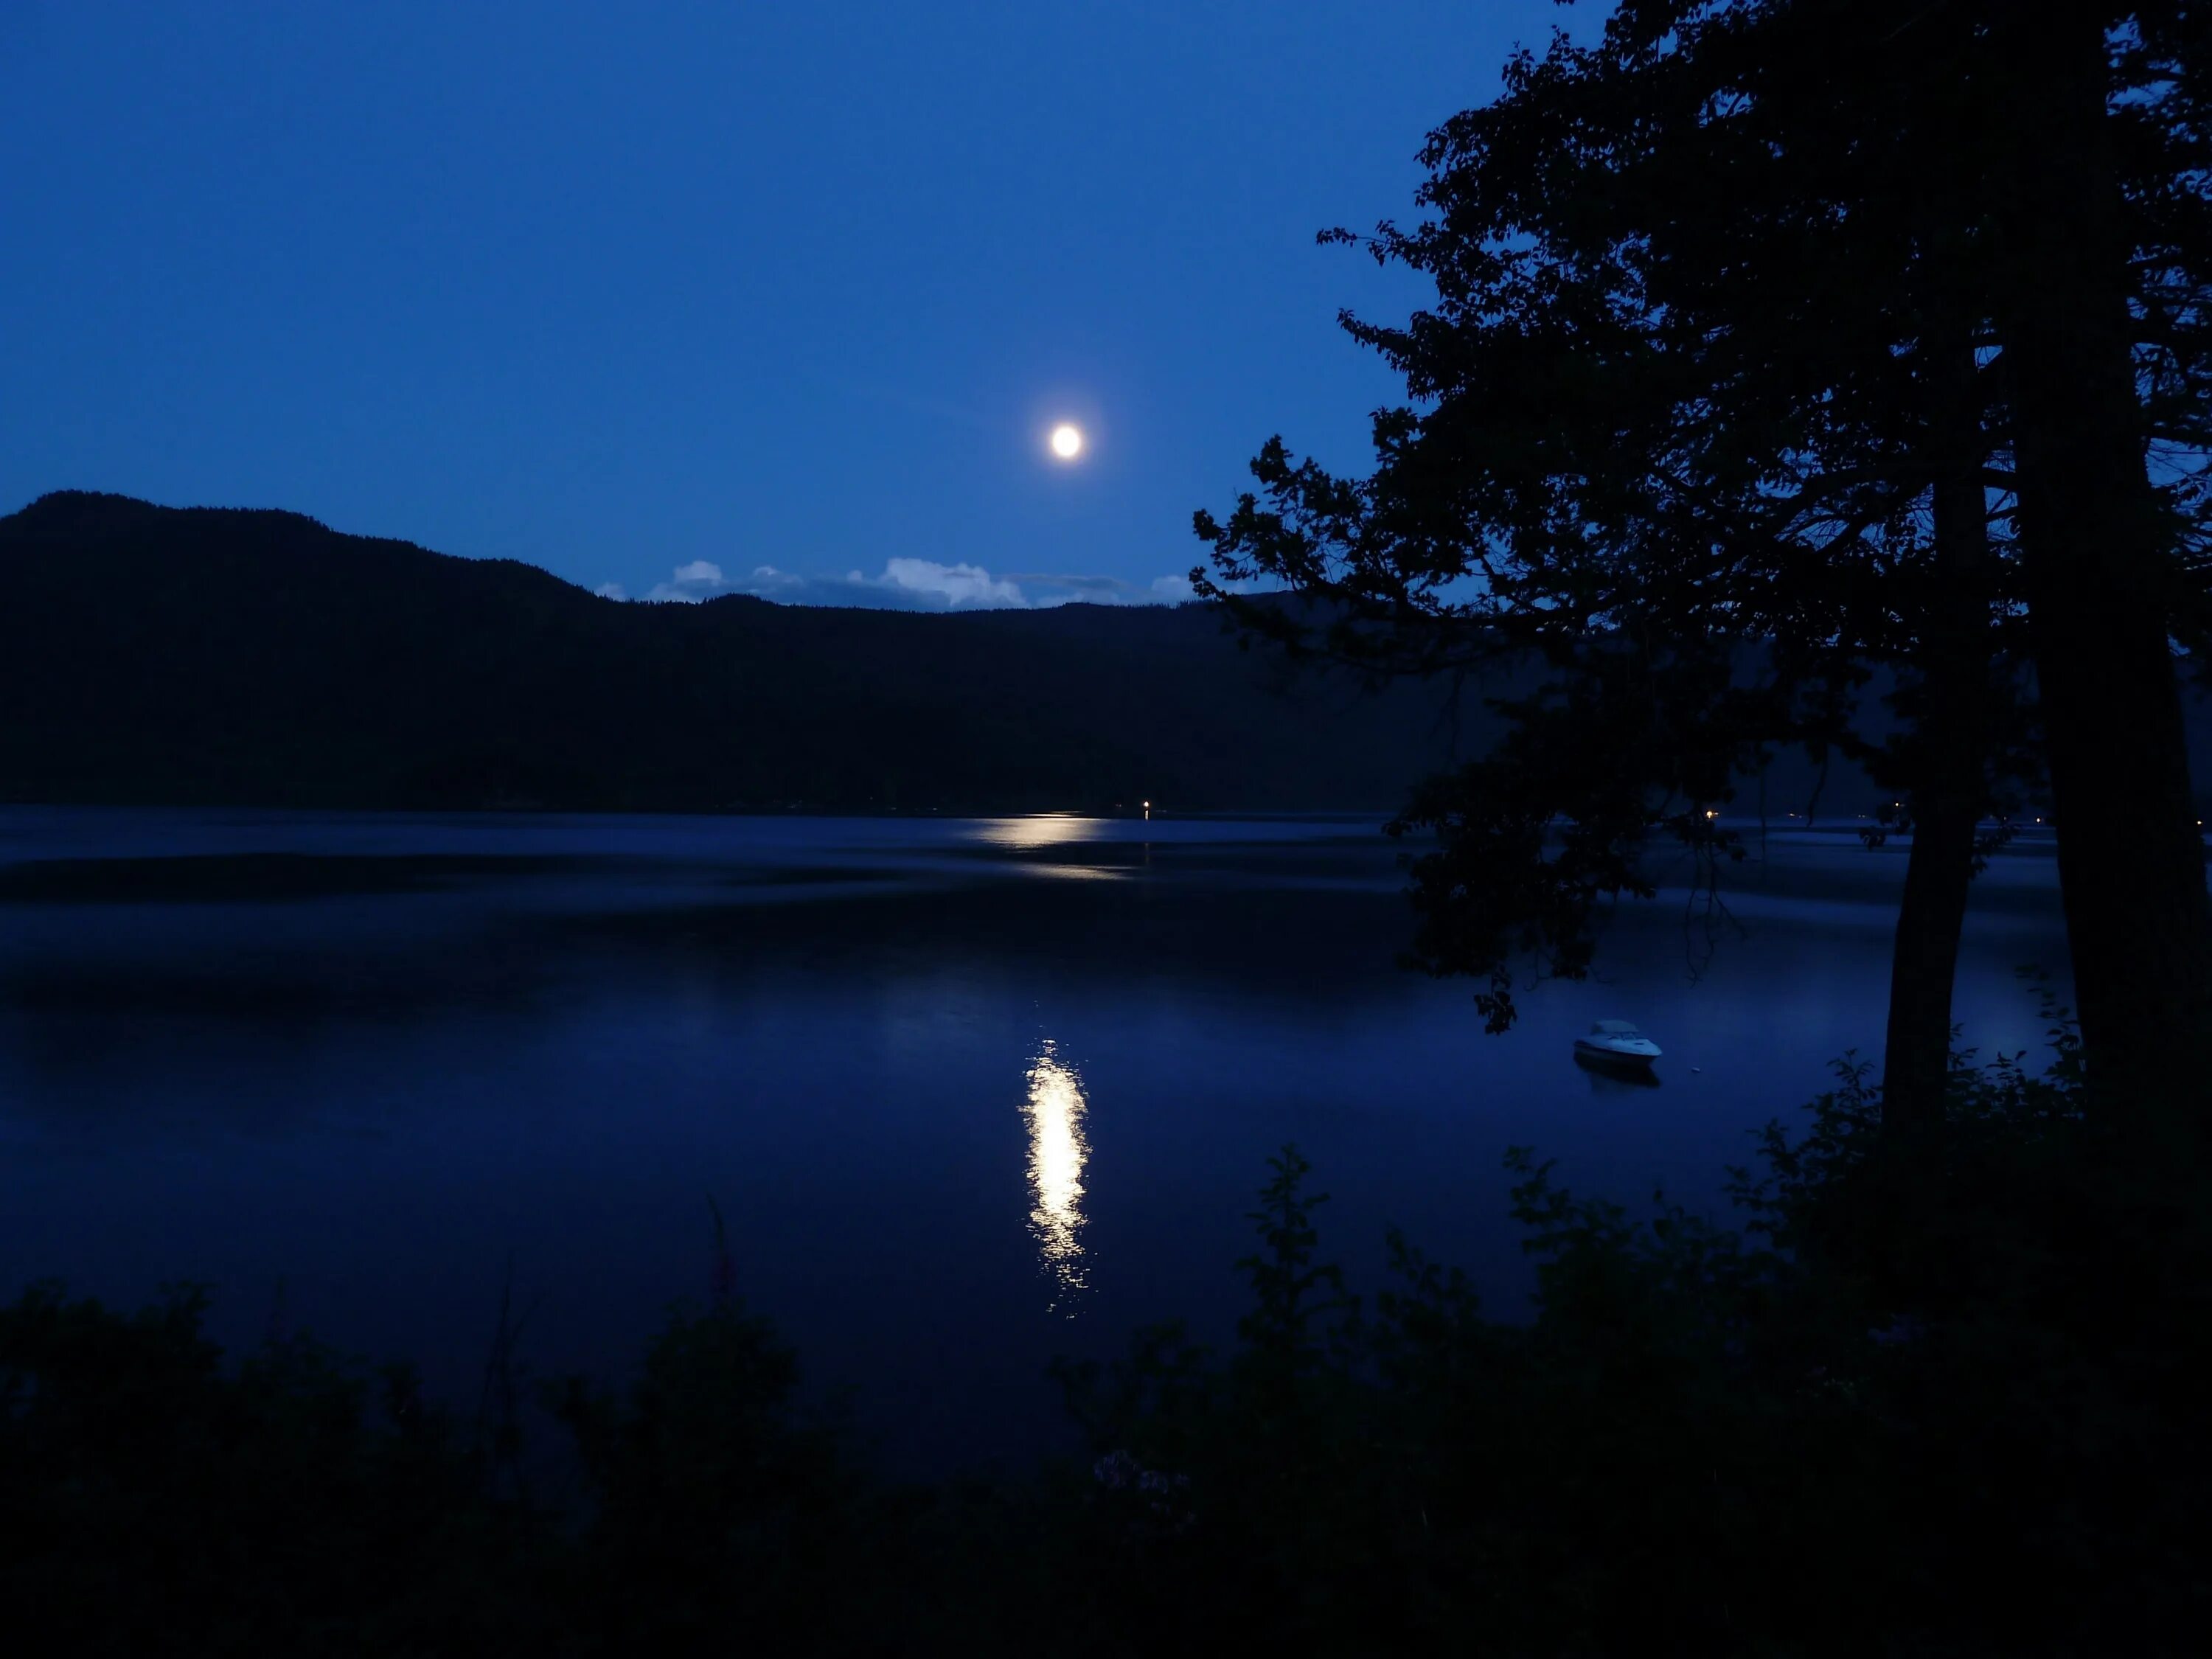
xmin=0 ymin=493 xmax=1476 ymax=813
xmin=11 ymin=491 xmax=2154 ymax=819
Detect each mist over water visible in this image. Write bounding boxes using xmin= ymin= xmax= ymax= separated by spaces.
xmin=0 ymin=807 xmax=2071 ymax=1470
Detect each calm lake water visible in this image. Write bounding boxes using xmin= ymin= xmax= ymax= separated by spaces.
xmin=0 ymin=807 xmax=2073 ymax=1471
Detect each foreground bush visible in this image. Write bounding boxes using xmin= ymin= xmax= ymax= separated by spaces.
xmin=3 ymin=1023 xmax=2204 ymax=1655
xmin=1052 ymin=1023 xmax=2211 ymax=1656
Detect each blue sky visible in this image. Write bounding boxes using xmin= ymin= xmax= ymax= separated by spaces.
xmin=0 ymin=1 xmax=1575 ymax=609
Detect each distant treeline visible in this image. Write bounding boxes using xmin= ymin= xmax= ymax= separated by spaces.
xmin=0 ymin=491 xmax=1931 ymax=818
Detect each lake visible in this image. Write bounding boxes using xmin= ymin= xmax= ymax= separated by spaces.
xmin=0 ymin=807 xmax=2073 ymax=1472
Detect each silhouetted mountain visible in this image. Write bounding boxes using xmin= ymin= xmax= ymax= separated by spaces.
xmin=0 ymin=493 xmax=1490 ymax=813
xmin=15 ymin=493 xmax=2195 ymax=819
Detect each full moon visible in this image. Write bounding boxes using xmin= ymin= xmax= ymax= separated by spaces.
xmin=1049 ymin=422 xmax=1083 ymax=459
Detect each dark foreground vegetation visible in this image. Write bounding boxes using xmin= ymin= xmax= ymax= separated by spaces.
xmin=6 ymin=1022 xmax=2204 ymax=1657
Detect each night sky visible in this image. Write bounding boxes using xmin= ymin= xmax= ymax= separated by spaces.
xmin=0 ymin=1 xmax=1573 ymax=609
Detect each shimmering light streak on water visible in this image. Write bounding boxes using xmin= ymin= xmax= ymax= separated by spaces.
xmin=0 ymin=808 xmax=2076 ymax=1472
xmin=968 ymin=815 xmax=1105 ymax=851
xmin=1023 ymin=1040 xmax=1091 ymax=1312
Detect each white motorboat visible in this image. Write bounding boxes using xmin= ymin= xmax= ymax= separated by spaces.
xmin=1573 ymin=1020 xmax=1662 ymax=1068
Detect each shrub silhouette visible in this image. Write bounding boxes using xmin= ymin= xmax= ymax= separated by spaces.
xmin=3 ymin=1026 xmax=2203 ymax=1655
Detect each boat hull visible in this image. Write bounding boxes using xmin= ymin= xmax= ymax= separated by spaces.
xmin=1573 ymin=1038 xmax=1660 ymax=1068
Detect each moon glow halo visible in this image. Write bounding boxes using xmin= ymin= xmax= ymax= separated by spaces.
xmin=1048 ymin=422 xmax=1084 ymax=459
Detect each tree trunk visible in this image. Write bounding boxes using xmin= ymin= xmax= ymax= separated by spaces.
xmin=1882 ymin=341 xmax=1992 ymax=1133
xmin=1994 ymin=2 xmax=2212 ymax=1101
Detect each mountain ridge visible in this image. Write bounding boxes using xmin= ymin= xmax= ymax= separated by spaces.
xmin=23 ymin=491 xmax=2184 ymax=822
xmin=0 ymin=492 xmax=1475 ymax=813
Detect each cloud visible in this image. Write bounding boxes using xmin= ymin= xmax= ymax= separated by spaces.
xmin=720 ymin=560 xmax=1018 ymax=611
xmin=723 ymin=563 xmax=949 ymax=611
xmin=593 ymin=581 xmax=627 ymax=600
xmin=1006 ymin=572 xmax=1131 ymax=600
xmin=879 ymin=557 xmax=1024 ymax=608
xmin=644 ymin=559 xmax=730 ymax=603
xmin=1007 ymin=571 xmax=1200 ymax=607
xmin=610 ymin=554 xmax=1197 ymax=611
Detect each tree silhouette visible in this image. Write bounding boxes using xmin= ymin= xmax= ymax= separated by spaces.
xmin=1987 ymin=3 xmax=2212 ymax=1103
xmin=1197 ymin=0 xmax=2212 ymax=1116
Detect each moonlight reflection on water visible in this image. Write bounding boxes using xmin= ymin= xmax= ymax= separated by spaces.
xmin=1023 ymin=1040 xmax=1091 ymax=1313
xmin=968 ymin=815 xmax=1105 ymax=851
xmin=0 ymin=808 xmax=2074 ymax=1469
